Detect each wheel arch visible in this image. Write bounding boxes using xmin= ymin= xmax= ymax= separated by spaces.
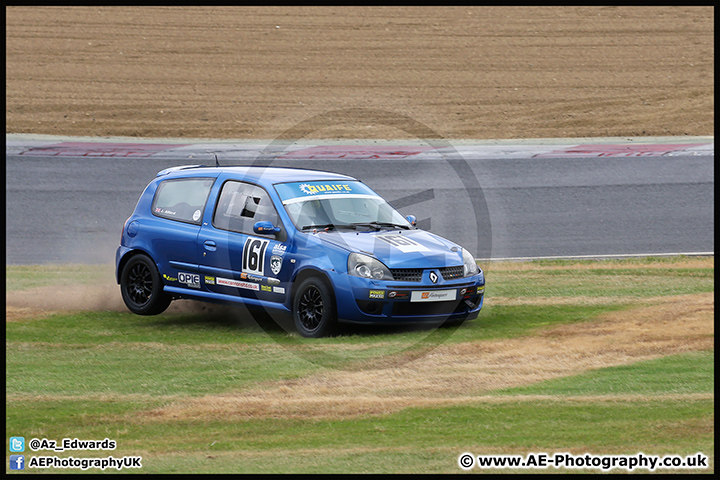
xmin=116 ymin=248 xmax=157 ymax=284
xmin=290 ymin=267 xmax=336 ymax=308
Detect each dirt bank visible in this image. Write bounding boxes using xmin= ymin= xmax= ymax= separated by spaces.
xmin=5 ymin=6 xmax=714 ymax=140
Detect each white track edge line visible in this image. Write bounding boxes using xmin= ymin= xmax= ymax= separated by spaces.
xmin=479 ymin=252 xmax=714 ymax=262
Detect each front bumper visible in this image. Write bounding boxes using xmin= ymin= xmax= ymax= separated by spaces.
xmin=335 ymin=271 xmax=485 ymax=324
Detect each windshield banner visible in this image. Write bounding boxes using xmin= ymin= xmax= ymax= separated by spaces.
xmin=275 ymin=181 xmax=379 ymax=204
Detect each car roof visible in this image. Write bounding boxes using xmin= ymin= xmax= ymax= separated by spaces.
xmin=157 ymin=165 xmax=356 ymax=186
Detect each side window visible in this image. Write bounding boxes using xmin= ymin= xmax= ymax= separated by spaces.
xmin=213 ymin=181 xmax=285 ymax=240
xmin=152 ymin=178 xmax=214 ymax=224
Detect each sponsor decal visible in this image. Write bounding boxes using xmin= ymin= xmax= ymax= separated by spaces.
xmin=273 ymin=286 xmax=286 ymax=294
xmin=243 ymin=237 xmax=269 ymax=276
xmin=377 ymin=234 xmax=429 ymax=253
xmin=272 ymin=244 xmax=288 ymax=256
xmin=388 ymin=291 xmax=409 ymax=299
xmin=460 ymin=287 xmax=477 ymax=296
xmin=270 ymin=255 xmax=283 ymax=275
xmin=162 ymin=274 xmax=178 ymax=282
xmin=204 ymin=276 xmax=215 ymax=285
xmin=369 ymin=289 xmax=386 ymax=299
xmin=275 ymin=181 xmax=379 ymax=204
xmin=217 ymin=277 xmax=260 ymax=291
xmin=261 ymin=285 xmax=272 ymax=292
xmin=192 ymin=209 xmax=201 ymax=221
xmin=178 ymin=272 xmax=200 ymax=289
xmin=241 ymin=272 xmax=264 ymax=283
xmin=411 ymin=289 xmax=457 ymax=303
xmin=299 ymin=183 xmax=353 ymax=195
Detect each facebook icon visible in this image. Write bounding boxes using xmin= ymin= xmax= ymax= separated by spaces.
xmin=10 ymin=455 xmax=25 ymax=470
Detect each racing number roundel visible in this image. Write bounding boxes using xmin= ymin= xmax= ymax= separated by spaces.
xmin=243 ymin=238 xmax=269 ymax=275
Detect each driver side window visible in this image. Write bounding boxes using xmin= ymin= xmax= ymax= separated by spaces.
xmin=213 ymin=180 xmax=285 ymax=241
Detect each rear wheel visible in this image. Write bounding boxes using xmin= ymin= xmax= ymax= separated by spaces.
xmin=120 ymin=253 xmax=172 ymax=315
xmin=293 ymin=277 xmax=338 ymax=338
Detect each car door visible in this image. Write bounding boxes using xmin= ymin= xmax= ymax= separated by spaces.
xmin=198 ymin=179 xmax=291 ymax=303
xmin=148 ymin=177 xmax=215 ymax=286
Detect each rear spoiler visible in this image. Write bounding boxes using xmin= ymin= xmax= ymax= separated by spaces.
xmin=156 ymin=165 xmax=204 ymax=176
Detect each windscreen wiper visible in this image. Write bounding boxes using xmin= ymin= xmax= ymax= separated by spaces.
xmin=350 ymin=222 xmax=411 ymax=230
xmin=301 ymin=223 xmax=356 ymax=231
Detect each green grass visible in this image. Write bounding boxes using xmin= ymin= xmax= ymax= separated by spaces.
xmin=7 ymin=397 xmax=712 ymax=473
xmin=5 ymin=257 xmax=714 ymax=473
xmin=485 ymin=265 xmax=713 ymax=299
xmin=496 ymin=350 xmax=714 ymax=396
xmin=6 ymin=302 xmax=632 ymax=385
xmin=5 ymin=264 xmax=111 ymax=291
xmin=7 ymin=342 xmax=318 ymax=397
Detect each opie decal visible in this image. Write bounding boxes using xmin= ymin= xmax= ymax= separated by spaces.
xmin=178 ymin=272 xmax=200 ymax=289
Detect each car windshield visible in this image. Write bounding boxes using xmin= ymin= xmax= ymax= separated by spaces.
xmin=275 ymin=180 xmax=411 ymax=231
xmin=284 ymin=196 xmax=411 ymax=231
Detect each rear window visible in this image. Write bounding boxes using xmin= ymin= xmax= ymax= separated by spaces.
xmin=151 ymin=178 xmax=214 ymax=224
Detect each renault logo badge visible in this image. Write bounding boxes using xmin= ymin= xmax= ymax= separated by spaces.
xmin=429 ymin=271 xmax=438 ymax=283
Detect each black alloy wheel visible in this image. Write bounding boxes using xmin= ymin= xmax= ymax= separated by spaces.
xmin=120 ymin=254 xmax=172 ymax=315
xmin=293 ymin=276 xmax=338 ymax=338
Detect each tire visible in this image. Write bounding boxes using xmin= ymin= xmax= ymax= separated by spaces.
xmin=292 ymin=276 xmax=338 ymax=338
xmin=120 ymin=253 xmax=172 ymax=315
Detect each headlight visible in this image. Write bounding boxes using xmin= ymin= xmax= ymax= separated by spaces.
xmin=348 ymin=253 xmax=394 ymax=281
xmin=462 ymin=248 xmax=480 ymax=276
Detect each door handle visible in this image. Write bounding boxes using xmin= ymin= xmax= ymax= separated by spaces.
xmin=203 ymin=240 xmax=217 ymax=251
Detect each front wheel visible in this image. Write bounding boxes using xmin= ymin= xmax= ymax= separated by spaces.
xmin=120 ymin=253 xmax=172 ymax=315
xmin=292 ymin=277 xmax=338 ymax=338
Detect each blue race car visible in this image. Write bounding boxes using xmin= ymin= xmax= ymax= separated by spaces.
xmin=116 ymin=165 xmax=484 ymax=337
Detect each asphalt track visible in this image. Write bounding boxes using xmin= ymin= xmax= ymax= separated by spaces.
xmin=5 ymin=135 xmax=714 ymax=265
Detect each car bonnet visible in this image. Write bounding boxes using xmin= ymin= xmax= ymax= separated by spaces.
xmin=317 ymin=229 xmax=464 ymax=269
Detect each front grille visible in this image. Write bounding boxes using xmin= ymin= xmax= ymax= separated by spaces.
xmin=439 ymin=265 xmax=464 ymax=280
xmin=390 ymin=266 xmax=466 ymax=282
xmin=390 ymin=268 xmax=423 ymax=282
xmin=392 ymin=299 xmax=465 ymax=317
xmin=391 ymin=294 xmax=482 ymax=317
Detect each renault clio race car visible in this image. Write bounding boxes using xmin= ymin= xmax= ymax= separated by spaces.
xmin=116 ymin=165 xmax=485 ymax=337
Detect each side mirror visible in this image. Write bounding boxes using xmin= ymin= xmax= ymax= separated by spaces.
xmin=406 ymin=215 xmax=417 ymax=227
xmin=254 ymin=220 xmax=281 ymax=235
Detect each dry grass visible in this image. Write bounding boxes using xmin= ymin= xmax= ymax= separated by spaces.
xmin=484 ymin=256 xmax=714 ymax=273
xmin=5 ymin=306 xmax=54 ymax=322
xmin=5 ymin=279 xmax=224 ymax=320
xmin=138 ymin=292 xmax=713 ymax=421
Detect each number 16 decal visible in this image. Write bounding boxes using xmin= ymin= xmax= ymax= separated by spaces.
xmin=243 ymin=238 xmax=269 ymax=275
